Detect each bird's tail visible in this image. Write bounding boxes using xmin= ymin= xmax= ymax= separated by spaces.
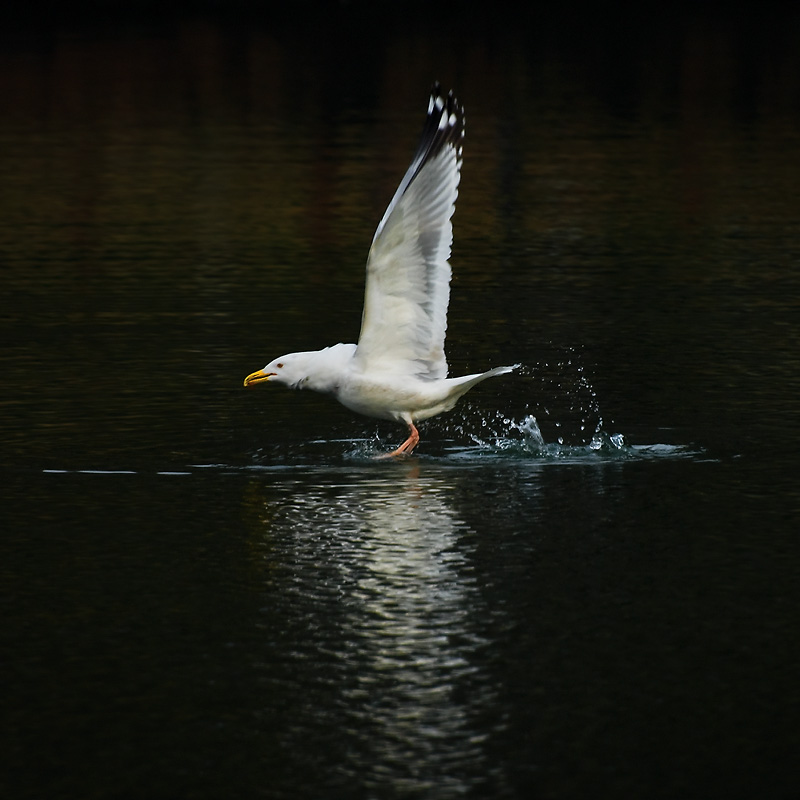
xmin=417 ymin=363 xmax=518 ymax=419
xmin=447 ymin=363 xmax=519 ymax=396
xmin=482 ymin=364 xmax=519 ymax=379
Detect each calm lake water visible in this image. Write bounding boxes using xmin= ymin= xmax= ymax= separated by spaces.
xmin=2 ymin=6 xmax=799 ymax=798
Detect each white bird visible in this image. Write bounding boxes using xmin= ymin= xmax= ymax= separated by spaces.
xmin=244 ymin=83 xmax=517 ymax=457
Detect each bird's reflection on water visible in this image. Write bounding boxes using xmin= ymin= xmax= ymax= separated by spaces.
xmin=247 ymin=463 xmax=504 ymax=795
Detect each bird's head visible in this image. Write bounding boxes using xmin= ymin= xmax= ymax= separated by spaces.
xmin=243 ymin=352 xmax=314 ymax=390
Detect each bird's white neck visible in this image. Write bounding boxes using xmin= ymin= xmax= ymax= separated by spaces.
xmin=298 ymin=343 xmax=357 ymax=394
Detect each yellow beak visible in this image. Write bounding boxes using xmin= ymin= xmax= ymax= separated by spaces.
xmin=243 ymin=369 xmax=273 ymax=388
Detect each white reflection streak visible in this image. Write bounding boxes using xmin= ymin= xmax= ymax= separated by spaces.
xmin=257 ymin=466 xmax=496 ymax=793
xmin=338 ymin=469 xmax=489 ymax=794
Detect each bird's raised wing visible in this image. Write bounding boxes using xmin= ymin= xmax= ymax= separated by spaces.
xmin=353 ymin=83 xmax=464 ymax=381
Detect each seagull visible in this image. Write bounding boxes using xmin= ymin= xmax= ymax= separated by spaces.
xmin=244 ymin=83 xmax=517 ymax=457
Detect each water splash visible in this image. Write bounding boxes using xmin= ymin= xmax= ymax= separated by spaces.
xmin=435 ymin=416 xmax=697 ymax=462
xmin=349 ymin=413 xmax=696 ymax=463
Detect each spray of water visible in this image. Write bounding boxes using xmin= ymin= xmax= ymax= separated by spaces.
xmin=401 ymin=348 xmax=631 ymax=458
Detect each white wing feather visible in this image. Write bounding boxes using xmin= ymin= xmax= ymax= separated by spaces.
xmin=354 ymin=85 xmax=464 ymax=381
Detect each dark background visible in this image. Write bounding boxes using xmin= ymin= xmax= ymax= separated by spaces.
xmin=2 ymin=3 xmax=799 ymax=799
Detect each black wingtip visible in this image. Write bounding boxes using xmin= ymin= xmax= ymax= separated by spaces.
xmin=415 ymin=82 xmax=464 ymax=170
xmin=370 ymin=83 xmax=465 ymax=242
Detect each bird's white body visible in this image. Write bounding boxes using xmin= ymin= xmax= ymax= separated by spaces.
xmin=259 ymin=343 xmax=513 ymax=425
xmin=245 ymin=85 xmax=516 ymax=455
xmin=337 ymin=367 xmax=515 ymax=425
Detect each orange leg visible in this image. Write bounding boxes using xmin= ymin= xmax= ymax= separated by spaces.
xmin=376 ymin=421 xmax=420 ymax=459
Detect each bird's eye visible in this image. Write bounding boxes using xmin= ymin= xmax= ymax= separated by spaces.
xmin=276 ymin=363 xmax=283 ymax=368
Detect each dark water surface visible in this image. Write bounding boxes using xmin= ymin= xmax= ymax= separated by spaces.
xmin=2 ymin=6 xmax=799 ymax=799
